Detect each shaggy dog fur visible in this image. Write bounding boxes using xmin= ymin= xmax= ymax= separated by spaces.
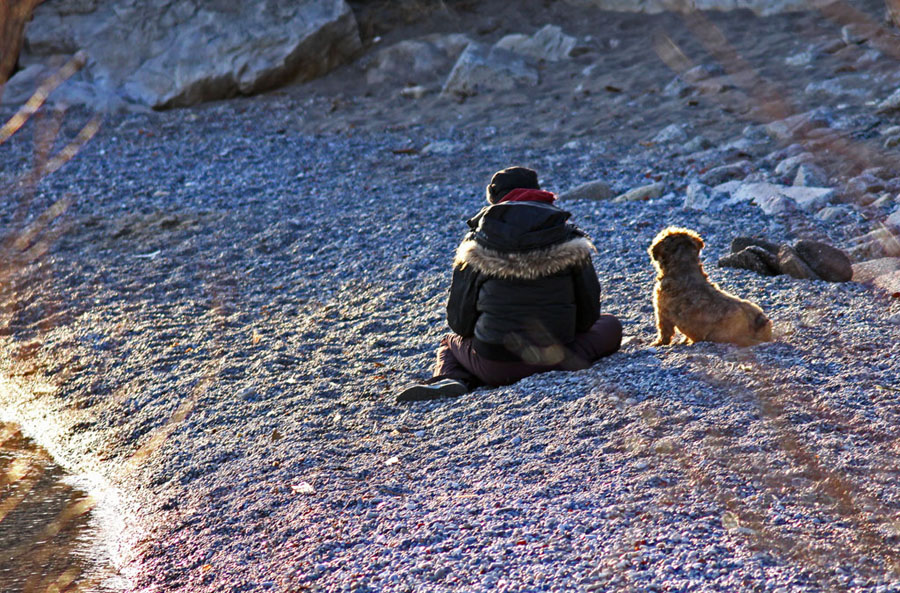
xmin=648 ymin=227 xmax=773 ymax=347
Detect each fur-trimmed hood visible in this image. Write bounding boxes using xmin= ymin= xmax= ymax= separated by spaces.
xmin=455 ymin=236 xmax=596 ymax=280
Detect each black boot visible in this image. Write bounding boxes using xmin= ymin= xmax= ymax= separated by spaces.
xmin=396 ymin=378 xmax=468 ymax=403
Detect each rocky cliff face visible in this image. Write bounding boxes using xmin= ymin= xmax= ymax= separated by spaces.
xmin=4 ymin=0 xmax=837 ymax=111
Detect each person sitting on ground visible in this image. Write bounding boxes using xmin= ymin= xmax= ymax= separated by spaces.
xmin=397 ymin=166 xmax=623 ymax=402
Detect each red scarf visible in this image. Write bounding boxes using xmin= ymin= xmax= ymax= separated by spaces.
xmin=498 ymin=188 xmax=557 ymax=204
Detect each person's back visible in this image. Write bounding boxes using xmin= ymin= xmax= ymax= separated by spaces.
xmin=397 ymin=166 xmax=622 ymax=402
xmin=450 ymin=196 xmax=599 ymax=365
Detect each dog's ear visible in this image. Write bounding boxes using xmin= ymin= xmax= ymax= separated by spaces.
xmin=649 ymin=238 xmax=665 ymax=263
xmin=752 ymin=312 xmax=769 ymax=330
xmin=690 ymin=233 xmax=704 ymax=251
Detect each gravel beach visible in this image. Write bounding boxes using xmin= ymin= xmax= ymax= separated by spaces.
xmin=2 ymin=1 xmax=900 ymax=591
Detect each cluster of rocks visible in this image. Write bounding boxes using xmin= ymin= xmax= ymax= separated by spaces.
xmin=363 ymin=24 xmax=580 ymax=101
xmin=718 ymin=236 xmax=853 ymax=282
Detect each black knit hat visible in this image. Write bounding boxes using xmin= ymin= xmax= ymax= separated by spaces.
xmin=486 ymin=166 xmax=540 ymax=204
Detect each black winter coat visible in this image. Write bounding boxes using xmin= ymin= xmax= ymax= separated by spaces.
xmin=446 ymin=200 xmax=601 ymax=362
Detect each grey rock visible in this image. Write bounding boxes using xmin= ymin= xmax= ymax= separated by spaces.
xmin=683 ymin=136 xmax=714 ymax=153
xmin=841 ymin=23 xmax=881 ymax=45
xmin=888 ymin=206 xmax=900 ymax=228
xmin=714 ymin=182 xmax=835 ymax=214
xmin=495 ymin=25 xmax=576 ymax=62
xmin=682 ymin=182 xmax=713 ymax=211
xmin=884 ymin=135 xmax=900 ymax=149
xmin=846 ymin=173 xmax=885 ymax=195
xmin=755 ymin=193 xmax=798 ymax=215
xmin=399 ymin=85 xmax=431 ymax=99
xmin=366 ymin=34 xmax=472 ymax=85
xmin=778 ymin=245 xmax=821 ymax=280
xmin=793 ymin=163 xmax=828 ymax=187
xmin=815 ymin=205 xmax=850 ymax=221
xmin=422 ymin=141 xmax=465 ymax=155
xmin=774 ymin=152 xmax=815 ymax=178
xmin=441 ymin=43 xmax=539 ymax=99
xmin=804 ymin=77 xmax=871 ymax=99
xmin=784 ymin=50 xmax=816 ymax=67
xmin=794 ymin=240 xmax=853 ymax=282
xmin=0 ymin=60 xmax=136 ymax=111
xmin=613 ymin=182 xmax=664 ymax=202
xmin=720 ymin=136 xmax=771 ymax=159
xmin=699 ymin=161 xmax=752 ymax=186
xmin=24 ymin=0 xmax=362 ymax=109
xmin=862 ymin=166 xmax=890 ymax=180
xmin=559 ymin=180 xmax=614 ymax=201
xmin=718 ymin=246 xmax=781 ymax=276
xmin=662 ymin=77 xmax=691 ymax=98
xmin=876 ymin=87 xmax=900 ymax=113
xmin=652 ymin=123 xmax=690 ymax=144
xmin=855 ymin=48 xmax=882 ymax=67
xmin=764 ymin=110 xmax=830 ymax=141
xmin=0 ymin=64 xmax=51 ymax=105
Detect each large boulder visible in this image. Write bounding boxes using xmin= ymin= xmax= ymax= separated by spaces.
xmin=793 ymin=239 xmax=853 ymax=282
xmin=21 ymin=0 xmax=361 ymax=109
xmin=441 ymin=42 xmax=538 ymax=99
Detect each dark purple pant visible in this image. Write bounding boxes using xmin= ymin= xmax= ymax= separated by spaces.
xmin=433 ymin=315 xmax=623 ymax=387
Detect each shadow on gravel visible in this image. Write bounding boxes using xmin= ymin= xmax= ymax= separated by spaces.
xmin=619 ymin=343 xmax=900 ymax=589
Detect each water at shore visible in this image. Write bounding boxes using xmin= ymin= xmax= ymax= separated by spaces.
xmin=0 ymin=422 xmax=115 ymax=592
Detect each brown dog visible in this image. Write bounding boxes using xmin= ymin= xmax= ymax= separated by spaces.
xmin=648 ymin=227 xmax=773 ymax=347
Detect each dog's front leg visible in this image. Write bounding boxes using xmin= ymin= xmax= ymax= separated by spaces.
xmin=653 ymin=311 xmax=676 ymax=346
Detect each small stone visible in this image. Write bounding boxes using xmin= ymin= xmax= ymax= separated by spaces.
xmin=778 ymin=245 xmax=821 ymax=280
xmin=683 ymin=135 xmax=714 ymax=152
xmin=785 ymin=50 xmax=815 ymax=66
xmin=700 ymin=161 xmax=751 ymax=186
xmin=652 ymin=123 xmax=690 ymax=144
xmin=422 ymin=141 xmax=464 ymax=155
xmin=774 ymin=152 xmax=815 ymax=178
xmin=559 ymin=179 xmax=613 ymax=201
xmin=613 ymin=182 xmax=664 ymax=202
xmin=842 ymin=23 xmax=880 ymax=44
xmin=793 ymin=163 xmax=828 ymax=187
xmin=794 ymin=240 xmax=853 ymax=282
xmin=877 ymin=87 xmax=900 ymax=113
xmin=888 ymin=206 xmax=900 ymax=228
xmin=846 ymin=173 xmax=885 ymax=195
xmin=883 ymin=135 xmax=900 ymax=149
xmin=291 ymin=482 xmax=316 ymax=495
xmin=815 ymin=205 xmax=848 ymax=221
xmin=400 ymin=85 xmax=429 ymax=99
xmin=764 ymin=110 xmax=829 ymax=141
